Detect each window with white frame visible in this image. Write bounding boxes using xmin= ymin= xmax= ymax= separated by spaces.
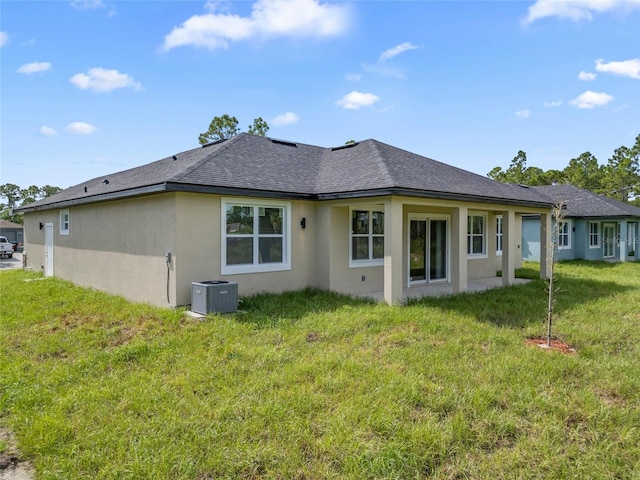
xmin=60 ymin=209 xmax=70 ymax=235
xmin=222 ymin=199 xmax=290 ymax=274
xmin=350 ymin=208 xmax=384 ymax=266
xmin=467 ymin=214 xmax=486 ymax=256
xmin=557 ymin=221 xmax=571 ymax=249
xmin=589 ymin=222 xmax=600 ymax=248
xmin=496 ymin=215 xmax=503 ymax=255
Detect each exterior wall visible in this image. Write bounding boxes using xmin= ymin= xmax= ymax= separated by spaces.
xmin=23 ymin=211 xmax=57 ymax=273
xmin=522 ymin=217 xmax=540 ymax=261
xmin=573 ymin=221 xmax=587 ymax=260
xmin=174 ymin=194 xmax=318 ymax=305
xmin=23 ymin=194 xmax=178 ymax=305
xmin=323 ymin=203 xmax=385 ymax=296
xmin=22 ymin=191 xmax=551 ymax=307
xmin=491 ymin=213 xmax=523 ymax=272
xmin=23 ymin=193 xmax=319 ymax=307
xmin=583 ymin=220 xmax=603 ymax=261
xmin=522 ymin=216 xmax=640 ymax=263
xmin=314 ymin=203 xmax=332 ymax=291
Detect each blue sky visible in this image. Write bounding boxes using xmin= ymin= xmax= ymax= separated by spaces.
xmin=2 ymin=0 xmax=639 ymax=189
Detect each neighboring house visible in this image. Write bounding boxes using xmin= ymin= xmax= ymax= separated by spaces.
xmin=17 ymin=134 xmax=553 ymax=307
xmin=0 ymin=219 xmax=24 ymax=246
xmin=522 ymin=184 xmax=640 ymax=262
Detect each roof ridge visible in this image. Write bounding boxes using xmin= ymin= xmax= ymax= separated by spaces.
xmin=366 ymin=139 xmax=396 ymax=186
xmin=169 ymin=135 xmax=241 ymax=183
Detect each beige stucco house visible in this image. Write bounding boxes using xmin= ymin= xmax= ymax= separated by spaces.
xmin=18 ymin=134 xmax=553 ymax=307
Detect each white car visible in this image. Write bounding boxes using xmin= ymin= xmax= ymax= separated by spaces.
xmin=0 ymin=236 xmax=14 ymax=258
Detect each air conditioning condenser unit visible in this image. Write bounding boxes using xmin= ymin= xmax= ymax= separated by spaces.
xmin=191 ymin=280 xmax=238 ymax=314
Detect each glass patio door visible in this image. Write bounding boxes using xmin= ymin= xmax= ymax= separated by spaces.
xmin=603 ymin=224 xmax=615 ymax=258
xmin=628 ymin=223 xmax=637 ymax=256
xmin=430 ymin=219 xmax=447 ymax=281
xmin=409 ymin=220 xmax=427 ymax=282
xmin=409 ymin=218 xmax=448 ymax=284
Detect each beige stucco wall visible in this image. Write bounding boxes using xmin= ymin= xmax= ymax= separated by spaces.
xmin=22 ymin=191 xmax=547 ymax=307
xmin=22 ymin=210 xmax=56 ymax=275
xmin=172 ymin=193 xmax=317 ymax=306
xmin=25 ymin=194 xmax=178 ymax=306
xmin=321 ymin=203 xmax=385 ymax=296
xmin=24 ymin=193 xmax=319 ymax=307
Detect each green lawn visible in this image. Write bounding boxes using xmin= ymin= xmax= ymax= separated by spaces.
xmin=1 ymin=261 xmax=639 ymax=479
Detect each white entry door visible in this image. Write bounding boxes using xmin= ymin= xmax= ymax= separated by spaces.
xmin=45 ymin=223 xmax=54 ymax=277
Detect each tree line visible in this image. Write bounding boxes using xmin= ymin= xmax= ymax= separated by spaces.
xmin=0 ymin=184 xmax=62 ymax=224
xmin=487 ymin=134 xmax=640 ymax=205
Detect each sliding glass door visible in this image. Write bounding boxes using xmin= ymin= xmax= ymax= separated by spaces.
xmin=430 ymin=219 xmax=447 ymax=281
xmin=409 ymin=216 xmax=448 ymax=284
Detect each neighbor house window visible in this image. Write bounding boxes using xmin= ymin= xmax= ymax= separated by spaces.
xmin=222 ymin=199 xmax=291 ymax=274
xmin=60 ymin=209 xmax=70 ymax=235
xmin=350 ymin=208 xmax=384 ymax=266
xmin=467 ymin=214 xmax=486 ymax=256
xmin=589 ymin=222 xmax=600 ymax=248
xmin=496 ymin=215 xmax=503 ymax=255
xmin=557 ymin=221 xmax=571 ymax=249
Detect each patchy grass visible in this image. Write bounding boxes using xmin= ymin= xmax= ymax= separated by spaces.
xmin=1 ymin=262 xmax=639 ymax=479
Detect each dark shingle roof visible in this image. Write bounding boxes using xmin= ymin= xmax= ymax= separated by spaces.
xmin=532 ymin=184 xmax=640 ymax=218
xmin=19 ymin=133 xmax=553 ymax=212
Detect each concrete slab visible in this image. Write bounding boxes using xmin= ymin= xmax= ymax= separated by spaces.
xmin=0 ymin=252 xmax=23 ymax=271
xmin=360 ymin=277 xmax=530 ymax=302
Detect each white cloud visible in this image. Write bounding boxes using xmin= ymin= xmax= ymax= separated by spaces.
xmin=544 ymin=100 xmax=562 ymax=108
xmin=569 ymin=91 xmax=614 ymax=109
xmin=65 ymin=122 xmax=98 ymax=134
xmin=378 ymin=42 xmax=418 ymax=63
xmin=516 ymin=110 xmax=531 ymax=119
xmin=524 ymin=0 xmax=640 ymax=24
xmin=271 ymin=112 xmax=299 ymax=126
xmin=17 ymin=62 xmax=52 ymax=74
xmin=70 ymin=0 xmax=105 ymax=10
xmin=578 ymin=71 xmax=597 ymax=81
xmin=336 ymin=91 xmax=380 ymax=110
xmin=39 ymin=126 xmax=57 ymax=136
xmin=595 ymin=58 xmax=640 ymax=79
xmin=70 ymin=67 xmax=143 ymax=92
xmin=0 ymin=31 xmax=8 ymax=47
xmin=345 ymin=72 xmax=362 ymax=82
xmin=162 ymin=0 xmax=350 ymax=51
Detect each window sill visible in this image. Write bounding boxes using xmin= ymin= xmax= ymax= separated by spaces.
xmin=222 ymin=263 xmax=291 ymax=275
xmin=349 ymin=260 xmax=384 ymax=268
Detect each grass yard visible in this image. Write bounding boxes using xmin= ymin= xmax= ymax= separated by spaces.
xmin=1 ymin=261 xmax=639 ymax=479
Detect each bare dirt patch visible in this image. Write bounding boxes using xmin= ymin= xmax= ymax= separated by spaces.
xmin=0 ymin=427 xmax=34 ymax=480
xmin=525 ymin=337 xmax=576 ymax=355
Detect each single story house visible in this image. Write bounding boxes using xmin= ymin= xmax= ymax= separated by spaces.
xmin=522 ymin=184 xmax=640 ymax=262
xmin=0 ymin=219 xmax=24 ymax=246
xmin=18 ymin=134 xmax=553 ymax=307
